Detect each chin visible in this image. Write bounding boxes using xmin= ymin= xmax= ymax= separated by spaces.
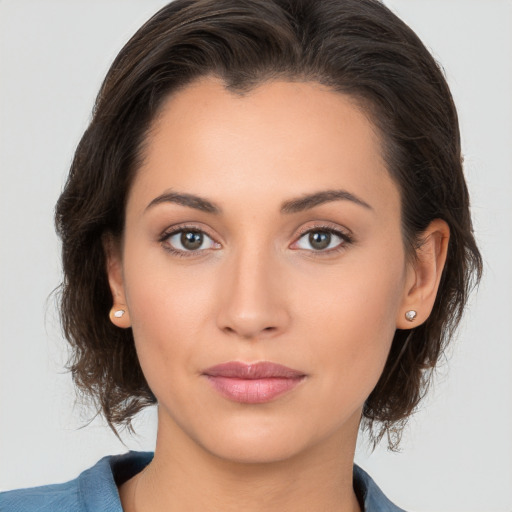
xmin=205 ymin=434 xmax=307 ymax=465
xmin=192 ymin=414 xmax=329 ymax=466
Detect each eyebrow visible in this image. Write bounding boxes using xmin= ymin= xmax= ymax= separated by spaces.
xmin=145 ymin=191 xmax=221 ymax=214
xmin=280 ymin=189 xmax=373 ymax=213
xmin=145 ymin=188 xmax=373 ymax=214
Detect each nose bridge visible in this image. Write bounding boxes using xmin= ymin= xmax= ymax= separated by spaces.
xmin=216 ymin=237 xmax=289 ymax=339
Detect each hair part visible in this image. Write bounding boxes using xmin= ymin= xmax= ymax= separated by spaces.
xmin=55 ymin=0 xmax=482 ymax=449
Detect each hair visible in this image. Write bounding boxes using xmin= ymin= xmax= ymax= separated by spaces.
xmin=55 ymin=0 xmax=482 ymax=449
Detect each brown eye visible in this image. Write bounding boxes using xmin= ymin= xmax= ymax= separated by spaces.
xmin=308 ymin=231 xmax=331 ymax=250
xmin=293 ymin=228 xmax=350 ymax=253
xmin=181 ymin=231 xmax=203 ymax=250
xmin=163 ymin=229 xmax=218 ymax=254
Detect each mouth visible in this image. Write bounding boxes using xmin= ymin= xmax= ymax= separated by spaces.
xmin=202 ymin=361 xmax=306 ymax=404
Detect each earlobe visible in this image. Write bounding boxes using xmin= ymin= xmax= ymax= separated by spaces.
xmin=103 ymin=233 xmax=132 ymax=328
xmin=109 ymin=305 xmax=132 ymax=329
xmin=397 ymin=219 xmax=450 ymax=329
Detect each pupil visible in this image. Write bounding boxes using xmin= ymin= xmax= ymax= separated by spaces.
xmin=309 ymin=231 xmax=331 ymax=250
xmin=181 ymin=231 xmax=203 ymax=250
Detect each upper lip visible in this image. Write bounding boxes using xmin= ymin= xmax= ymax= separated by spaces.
xmin=202 ymin=361 xmax=305 ymax=379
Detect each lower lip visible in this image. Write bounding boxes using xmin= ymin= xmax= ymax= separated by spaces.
xmin=204 ymin=376 xmax=305 ymax=404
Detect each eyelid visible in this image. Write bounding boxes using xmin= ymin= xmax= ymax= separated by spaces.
xmin=291 ymin=222 xmax=354 ymax=253
xmin=158 ymin=223 xmax=221 ymax=256
xmin=294 ymin=222 xmax=353 ymax=239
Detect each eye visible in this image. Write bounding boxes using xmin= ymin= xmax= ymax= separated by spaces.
xmin=161 ymin=227 xmax=219 ymax=255
xmin=293 ymin=227 xmax=352 ymax=252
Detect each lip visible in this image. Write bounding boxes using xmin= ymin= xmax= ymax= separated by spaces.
xmin=202 ymin=361 xmax=306 ymax=404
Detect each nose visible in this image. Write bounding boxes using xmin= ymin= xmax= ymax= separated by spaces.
xmin=215 ymin=243 xmax=290 ymax=340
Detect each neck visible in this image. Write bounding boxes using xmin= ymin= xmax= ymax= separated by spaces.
xmin=120 ymin=410 xmax=362 ymax=512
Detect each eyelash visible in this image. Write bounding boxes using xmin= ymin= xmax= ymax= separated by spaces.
xmin=294 ymin=224 xmax=354 ymax=255
xmin=158 ymin=224 xmax=354 ymax=258
xmin=158 ymin=225 xmax=219 ymax=259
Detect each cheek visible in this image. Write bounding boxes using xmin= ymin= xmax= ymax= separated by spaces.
xmin=121 ymin=246 xmax=219 ymax=388
xmin=298 ymin=249 xmax=406 ymax=398
xmin=123 ymin=232 xmax=212 ymax=327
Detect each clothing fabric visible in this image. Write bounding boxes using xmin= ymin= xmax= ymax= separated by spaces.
xmin=0 ymin=451 xmax=405 ymax=511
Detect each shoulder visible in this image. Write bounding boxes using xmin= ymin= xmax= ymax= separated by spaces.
xmin=0 ymin=478 xmax=82 ymax=512
xmin=354 ymin=464 xmax=407 ymax=512
xmin=0 ymin=451 xmax=153 ymax=512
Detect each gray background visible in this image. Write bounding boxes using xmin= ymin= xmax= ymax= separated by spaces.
xmin=1 ymin=1 xmax=511 ymax=510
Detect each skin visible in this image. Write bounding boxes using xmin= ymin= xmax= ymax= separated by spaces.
xmin=106 ymin=77 xmax=449 ymax=512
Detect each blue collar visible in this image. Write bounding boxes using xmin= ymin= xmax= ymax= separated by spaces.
xmin=0 ymin=450 xmax=406 ymax=511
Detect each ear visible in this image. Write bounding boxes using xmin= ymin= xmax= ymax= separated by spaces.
xmin=103 ymin=233 xmax=131 ymax=328
xmin=396 ymin=219 xmax=450 ymax=329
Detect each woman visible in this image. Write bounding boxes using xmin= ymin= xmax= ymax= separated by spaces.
xmin=0 ymin=0 xmax=482 ymax=510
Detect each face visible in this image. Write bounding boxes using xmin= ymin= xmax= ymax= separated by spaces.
xmin=108 ymin=77 xmax=416 ymax=463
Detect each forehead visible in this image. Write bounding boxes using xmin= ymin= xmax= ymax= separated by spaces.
xmin=130 ymin=76 xmax=399 ymax=217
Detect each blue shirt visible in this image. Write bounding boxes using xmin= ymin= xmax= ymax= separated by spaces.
xmin=0 ymin=451 xmax=405 ymax=511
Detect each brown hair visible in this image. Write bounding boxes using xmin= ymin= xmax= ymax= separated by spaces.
xmin=55 ymin=0 xmax=482 ymax=448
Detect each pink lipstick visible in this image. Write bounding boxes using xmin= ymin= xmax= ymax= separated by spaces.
xmin=202 ymin=361 xmax=306 ymax=404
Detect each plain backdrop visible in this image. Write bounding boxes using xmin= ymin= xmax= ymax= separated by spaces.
xmin=0 ymin=1 xmax=511 ymax=511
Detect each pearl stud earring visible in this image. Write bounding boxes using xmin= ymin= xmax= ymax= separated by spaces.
xmin=114 ymin=309 xmax=125 ymax=318
xmin=405 ymin=310 xmax=417 ymax=322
